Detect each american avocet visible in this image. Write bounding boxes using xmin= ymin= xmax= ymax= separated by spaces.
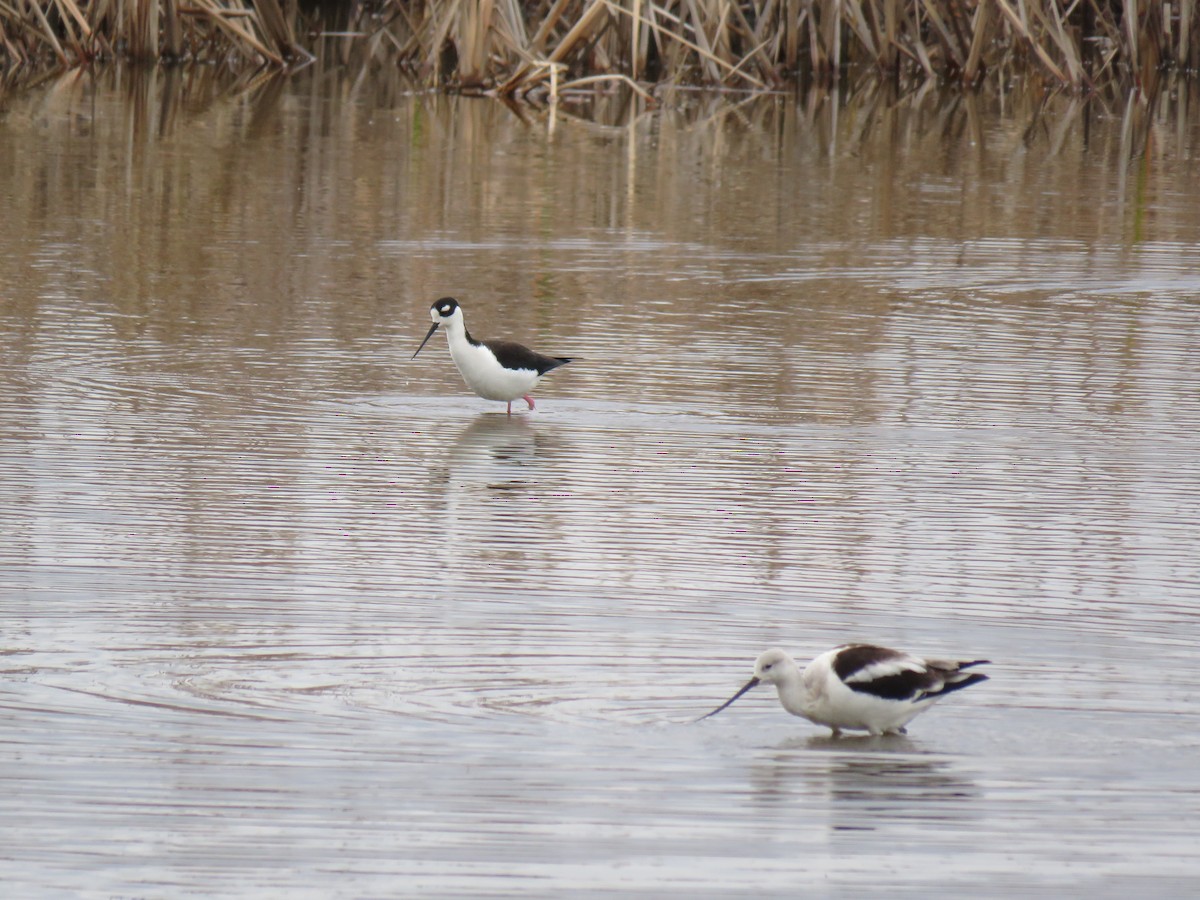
xmin=700 ymin=644 xmax=989 ymax=736
xmin=412 ymin=298 xmax=572 ymax=415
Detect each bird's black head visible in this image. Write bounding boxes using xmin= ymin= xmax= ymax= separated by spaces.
xmin=413 ymin=297 xmax=462 ymax=360
xmin=432 ymin=297 xmax=460 ymax=319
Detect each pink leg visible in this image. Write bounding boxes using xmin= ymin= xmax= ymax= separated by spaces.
xmin=506 ymin=400 xmax=513 ymax=416
xmin=523 ymin=394 xmax=536 ymax=410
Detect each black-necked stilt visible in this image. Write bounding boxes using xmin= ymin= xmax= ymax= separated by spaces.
xmin=700 ymin=644 xmax=989 ymax=736
xmin=411 ymin=297 xmax=573 ymax=415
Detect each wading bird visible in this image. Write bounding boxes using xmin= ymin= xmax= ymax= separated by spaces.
xmin=412 ymin=297 xmax=572 ymax=414
xmin=700 ymin=644 xmax=989 ymax=736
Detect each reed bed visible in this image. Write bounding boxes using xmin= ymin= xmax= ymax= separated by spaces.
xmin=2 ymin=2 xmax=1197 ymax=94
xmin=0 ymin=0 xmax=305 ymax=66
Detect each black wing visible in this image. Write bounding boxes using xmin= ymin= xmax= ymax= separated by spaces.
xmin=483 ymin=339 xmax=572 ymax=376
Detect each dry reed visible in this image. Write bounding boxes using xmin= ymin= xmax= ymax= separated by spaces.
xmin=1 ymin=2 xmax=1197 ymax=95
xmin=0 ymin=0 xmax=307 ymax=66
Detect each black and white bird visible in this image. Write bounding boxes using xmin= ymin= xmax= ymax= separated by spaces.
xmin=411 ymin=297 xmax=572 ymax=414
xmin=700 ymin=644 xmax=989 ymax=736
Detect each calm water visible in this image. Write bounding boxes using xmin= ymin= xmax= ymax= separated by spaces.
xmin=2 ymin=67 xmax=1199 ymax=897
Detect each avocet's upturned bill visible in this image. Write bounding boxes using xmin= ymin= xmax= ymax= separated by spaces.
xmin=412 ymin=297 xmax=572 ymax=415
xmin=700 ymin=644 xmax=989 ymax=736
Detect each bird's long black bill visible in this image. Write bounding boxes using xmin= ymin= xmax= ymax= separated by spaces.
xmin=411 ymin=322 xmax=440 ymax=359
xmin=696 ymin=676 xmax=760 ymax=722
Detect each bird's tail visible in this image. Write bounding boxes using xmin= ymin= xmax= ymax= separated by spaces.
xmin=921 ymin=659 xmax=990 ymax=698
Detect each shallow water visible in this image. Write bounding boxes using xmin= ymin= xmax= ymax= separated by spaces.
xmin=2 ymin=68 xmax=1199 ymax=896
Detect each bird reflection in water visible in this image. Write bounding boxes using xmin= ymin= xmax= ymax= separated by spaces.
xmin=442 ymin=413 xmax=563 ymax=494
xmin=435 ymin=414 xmax=570 ymax=569
xmin=748 ymin=735 xmax=980 ymax=830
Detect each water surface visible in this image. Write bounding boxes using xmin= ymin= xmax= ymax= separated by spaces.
xmin=2 ymin=68 xmax=1199 ymax=896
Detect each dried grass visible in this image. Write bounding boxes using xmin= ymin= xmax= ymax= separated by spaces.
xmin=1 ymin=2 xmax=1198 ymax=94
xmin=0 ymin=0 xmax=305 ymax=66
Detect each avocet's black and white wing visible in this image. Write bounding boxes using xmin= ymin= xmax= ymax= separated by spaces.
xmin=831 ymin=643 xmax=989 ymax=703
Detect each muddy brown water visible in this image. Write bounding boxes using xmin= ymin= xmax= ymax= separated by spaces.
xmin=2 ymin=68 xmax=1199 ymax=896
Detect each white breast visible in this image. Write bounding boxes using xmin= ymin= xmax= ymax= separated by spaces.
xmin=449 ymin=338 xmax=541 ymax=402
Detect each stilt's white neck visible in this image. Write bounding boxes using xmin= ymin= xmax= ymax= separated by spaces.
xmin=441 ymin=312 xmax=470 ymax=348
